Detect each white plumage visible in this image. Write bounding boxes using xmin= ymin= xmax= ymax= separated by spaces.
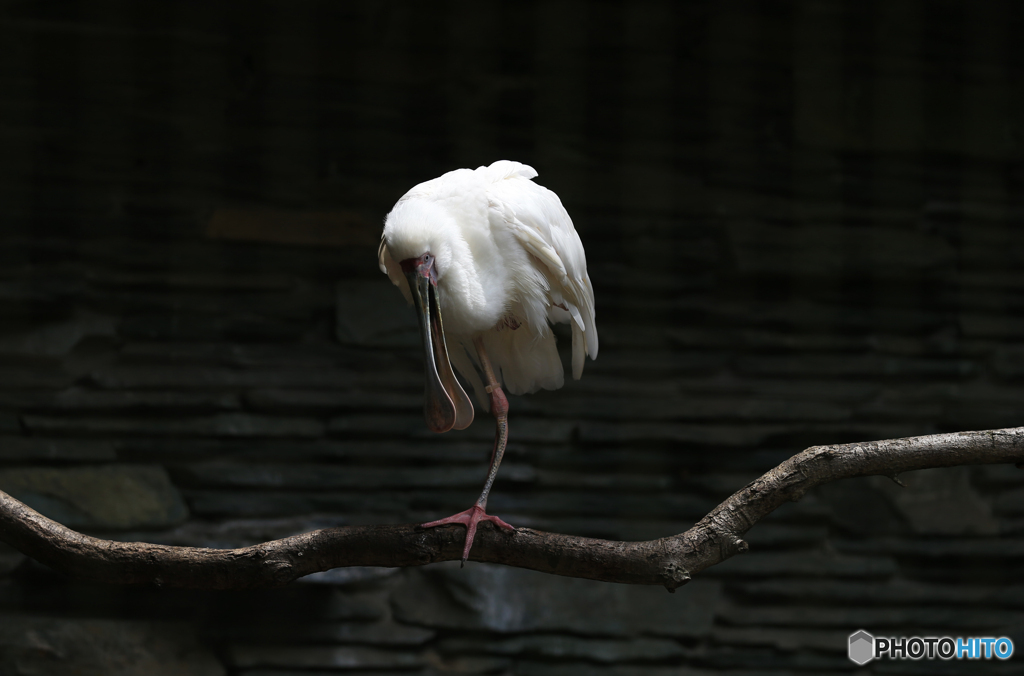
xmin=378 ymin=160 xmax=598 ymax=407
xmin=377 ymin=160 xmax=597 ymax=562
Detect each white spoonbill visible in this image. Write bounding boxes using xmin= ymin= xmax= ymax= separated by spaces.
xmin=378 ymin=160 xmax=598 ymax=562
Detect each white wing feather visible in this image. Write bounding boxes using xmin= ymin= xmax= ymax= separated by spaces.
xmin=483 ymin=162 xmax=598 ymax=380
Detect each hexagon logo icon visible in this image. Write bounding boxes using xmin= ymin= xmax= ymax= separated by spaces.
xmin=849 ymin=630 xmax=874 ymax=665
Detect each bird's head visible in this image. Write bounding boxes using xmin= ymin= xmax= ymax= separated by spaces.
xmin=381 ymin=198 xmax=456 ymax=288
xmin=380 ymin=199 xmax=474 ymax=435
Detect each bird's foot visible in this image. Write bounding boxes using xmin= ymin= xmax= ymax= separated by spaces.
xmin=421 ymin=505 xmax=514 ymax=564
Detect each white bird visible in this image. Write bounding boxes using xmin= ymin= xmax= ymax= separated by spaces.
xmin=378 ymin=160 xmax=598 ymax=561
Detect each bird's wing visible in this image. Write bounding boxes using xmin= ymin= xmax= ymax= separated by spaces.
xmin=483 ymin=162 xmax=598 ymax=379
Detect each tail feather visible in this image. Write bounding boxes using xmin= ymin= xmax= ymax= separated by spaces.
xmin=452 ymin=326 xmax=563 ymax=403
xmin=491 ymin=324 xmax=563 ymax=396
xmin=571 ymin=322 xmax=585 ymax=380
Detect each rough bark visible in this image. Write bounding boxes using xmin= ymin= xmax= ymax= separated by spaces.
xmin=1 ymin=427 xmax=1021 ymax=591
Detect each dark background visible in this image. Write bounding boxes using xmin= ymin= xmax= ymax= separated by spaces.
xmin=1 ymin=0 xmax=1023 ymax=674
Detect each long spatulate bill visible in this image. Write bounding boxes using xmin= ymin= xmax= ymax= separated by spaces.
xmin=407 ymin=270 xmax=456 ymax=433
xmin=428 ymin=284 xmax=474 ymax=430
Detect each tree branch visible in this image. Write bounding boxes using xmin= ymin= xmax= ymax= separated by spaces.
xmin=1 ymin=427 xmax=1022 ymax=591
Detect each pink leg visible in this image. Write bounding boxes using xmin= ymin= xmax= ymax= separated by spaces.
xmin=421 ymin=338 xmax=515 ymax=563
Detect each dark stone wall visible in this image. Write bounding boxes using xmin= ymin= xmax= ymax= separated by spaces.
xmin=1 ymin=1 xmax=1024 ymax=673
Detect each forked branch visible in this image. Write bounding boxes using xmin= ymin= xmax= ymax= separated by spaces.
xmin=0 ymin=427 xmax=1021 ymax=591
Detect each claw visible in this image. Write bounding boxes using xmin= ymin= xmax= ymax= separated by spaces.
xmin=422 ymin=505 xmax=514 ymax=562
